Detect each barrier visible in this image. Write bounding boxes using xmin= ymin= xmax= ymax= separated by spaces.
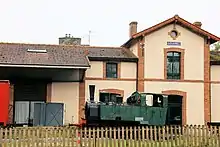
xmin=77 ymin=132 xmax=81 ymax=145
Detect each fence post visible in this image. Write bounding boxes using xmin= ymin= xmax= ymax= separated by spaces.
xmin=0 ymin=128 xmax=3 ymax=147
xmin=1 ymin=124 xmax=220 ymax=146
xmin=75 ymin=128 xmax=81 ymax=147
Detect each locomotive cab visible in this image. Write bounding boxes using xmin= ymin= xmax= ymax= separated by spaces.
xmin=127 ymin=91 xmax=168 ymax=108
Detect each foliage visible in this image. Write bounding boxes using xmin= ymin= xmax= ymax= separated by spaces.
xmin=213 ymin=41 xmax=220 ymax=51
xmin=210 ymin=41 xmax=220 ymax=61
xmin=210 ymin=53 xmax=220 ymax=61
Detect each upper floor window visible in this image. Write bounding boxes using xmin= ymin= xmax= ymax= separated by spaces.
xmin=167 ymin=51 xmax=181 ymax=79
xmin=106 ymin=63 xmax=118 ymax=78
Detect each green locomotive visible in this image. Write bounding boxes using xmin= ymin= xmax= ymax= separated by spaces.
xmin=84 ymin=91 xmax=169 ymax=127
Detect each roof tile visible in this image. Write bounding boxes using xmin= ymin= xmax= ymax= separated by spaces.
xmin=87 ymin=47 xmax=137 ymax=59
xmin=0 ymin=43 xmax=89 ymax=67
xmin=0 ymin=43 xmax=138 ymax=67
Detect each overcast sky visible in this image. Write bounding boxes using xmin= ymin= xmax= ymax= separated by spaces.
xmin=0 ymin=0 xmax=219 ymax=47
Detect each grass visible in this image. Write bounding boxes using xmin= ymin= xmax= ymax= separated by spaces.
xmin=85 ymin=137 xmax=220 ymax=147
xmin=1 ymin=126 xmax=220 ymax=146
xmin=1 ymin=137 xmax=220 ymax=147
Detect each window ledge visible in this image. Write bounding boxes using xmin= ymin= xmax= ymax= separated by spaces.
xmin=105 ymin=77 xmax=119 ymax=80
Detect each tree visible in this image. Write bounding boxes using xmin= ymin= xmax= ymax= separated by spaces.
xmin=213 ymin=41 xmax=220 ymax=51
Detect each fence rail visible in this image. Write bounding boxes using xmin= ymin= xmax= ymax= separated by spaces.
xmin=0 ymin=125 xmax=220 ymax=147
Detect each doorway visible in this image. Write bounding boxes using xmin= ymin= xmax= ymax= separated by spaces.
xmin=166 ymin=95 xmax=183 ymax=125
xmin=13 ymin=79 xmax=47 ymax=126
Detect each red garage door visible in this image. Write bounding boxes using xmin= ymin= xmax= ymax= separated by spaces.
xmin=0 ymin=81 xmax=10 ymax=126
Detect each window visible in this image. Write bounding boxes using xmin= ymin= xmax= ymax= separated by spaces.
xmin=167 ymin=52 xmax=181 ymax=79
xmin=99 ymin=92 xmax=122 ymax=103
xmin=106 ymin=63 xmax=118 ymax=78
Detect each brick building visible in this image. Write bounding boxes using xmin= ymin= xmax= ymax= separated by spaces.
xmin=1 ymin=15 xmax=220 ymax=125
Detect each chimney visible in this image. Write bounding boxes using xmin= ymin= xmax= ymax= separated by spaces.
xmin=89 ymin=85 xmax=95 ymax=101
xmin=84 ymin=48 xmax=89 ymax=56
xmin=59 ymin=34 xmax=81 ymax=45
xmin=129 ymin=21 xmax=138 ymax=38
xmin=193 ymin=21 xmax=202 ymax=28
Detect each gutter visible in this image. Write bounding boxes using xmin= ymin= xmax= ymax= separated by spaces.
xmin=88 ymin=57 xmax=138 ymax=62
xmin=0 ymin=64 xmax=90 ymax=69
xmin=85 ymin=55 xmax=91 ymax=69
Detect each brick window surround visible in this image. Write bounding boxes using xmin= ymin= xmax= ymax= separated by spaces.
xmin=99 ymin=88 xmax=124 ymax=97
xmin=164 ymin=48 xmax=185 ymax=80
xmin=162 ymin=90 xmax=187 ymax=125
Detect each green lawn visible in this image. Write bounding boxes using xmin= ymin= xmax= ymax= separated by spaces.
xmin=1 ymin=138 xmax=219 ymax=147
xmin=1 ymin=134 xmax=220 ymax=147
xmin=80 ymin=137 xmax=220 ymax=147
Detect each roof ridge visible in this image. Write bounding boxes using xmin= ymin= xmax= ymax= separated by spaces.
xmin=132 ymin=15 xmax=176 ymax=38
xmin=123 ymin=14 xmax=220 ymax=47
xmin=82 ymin=45 xmax=122 ymax=49
xmin=121 ymin=47 xmax=138 ymax=58
xmin=131 ymin=14 xmax=220 ymax=40
xmin=0 ymin=42 xmax=122 ymax=49
xmin=176 ymin=16 xmax=220 ymax=41
xmin=0 ymin=42 xmax=83 ymax=48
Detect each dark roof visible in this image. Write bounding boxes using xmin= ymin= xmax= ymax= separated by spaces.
xmin=87 ymin=46 xmax=138 ymax=62
xmin=122 ymin=15 xmax=220 ymax=48
xmin=0 ymin=43 xmax=90 ymax=68
xmin=0 ymin=43 xmax=138 ymax=67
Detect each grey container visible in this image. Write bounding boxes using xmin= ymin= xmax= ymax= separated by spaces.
xmin=33 ymin=103 xmax=64 ymax=126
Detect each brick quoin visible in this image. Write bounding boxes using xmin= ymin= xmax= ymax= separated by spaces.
xmin=137 ymin=37 xmax=145 ymax=92
xmin=78 ymin=81 xmax=85 ymax=123
xmin=78 ymin=49 xmax=89 ymax=123
xmin=204 ymin=38 xmax=211 ymax=124
xmin=99 ymin=89 xmax=124 ymax=97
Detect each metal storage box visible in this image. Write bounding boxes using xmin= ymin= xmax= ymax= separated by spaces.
xmin=33 ymin=103 xmax=64 ymax=126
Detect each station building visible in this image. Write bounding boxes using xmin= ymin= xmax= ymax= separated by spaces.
xmin=1 ymin=15 xmax=220 ymax=126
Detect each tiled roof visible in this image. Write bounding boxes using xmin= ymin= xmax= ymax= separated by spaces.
xmin=0 ymin=43 xmax=138 ymax=67
xmin=0 ymin=43 xmax=90 ymax=67
xmin=87 ymin=46 xmax=138 ymax=62
xmin=123 ymin=15 xmax=220 ymax=48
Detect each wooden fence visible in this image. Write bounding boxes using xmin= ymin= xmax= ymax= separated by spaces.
xmin=0 ymin=125 xmax=220 ymax=147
